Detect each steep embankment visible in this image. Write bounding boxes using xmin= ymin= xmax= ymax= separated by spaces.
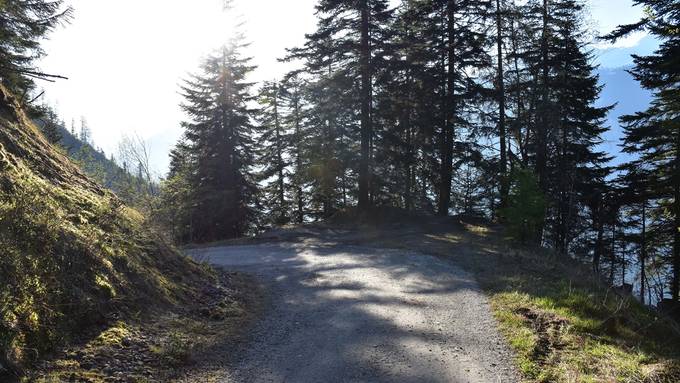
xmin=0 ymin=84 xmax=214 ymax=377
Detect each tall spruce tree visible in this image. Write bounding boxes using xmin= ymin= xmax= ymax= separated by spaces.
xmin=605 ymin=0 xmax=680 ymax=300
xmin=256 ymin=81 xmax=290 ymax=225
xmin=543 ymin=0 xmax=612 ymax=255
xmin=177 ymin=39 xmax=258 ymax=242
xmin=292 ymin=0 xmax=394 ymax=209
xmin=426 ymin=0 xmax=492 ymax=216
xmin=0 ymin=0 xmax=71 ymax=94
xmin=280 ymin=75 xmax=309 ymax=223
xmin=495 ymin=0 xmax=509 ymax=208
xmin=161 ymin=141 xmax=195 ymax=243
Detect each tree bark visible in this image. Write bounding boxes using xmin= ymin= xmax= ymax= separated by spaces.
xmin=496 ymin=0 xmax=508 ymax=209
xmin=641 ymin=201 xmax=647 ymax=304
xmin=672 ymin=130 xmax=680 ymax=300
xmin=273 ymin=84 xmax=286 ymax=223
xmin=358 ymin=0 xmax=372 ymax=209
xmin=437 ymin=0 xmax=456 ymax=216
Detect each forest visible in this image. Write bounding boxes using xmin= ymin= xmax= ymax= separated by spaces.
xmin=142 ymin=0 xmax=678 ymax=308
xmin=3 ymin=0 xmax=678 ymax=306
xmin=1 ymin=0 xmax=680 ymax=381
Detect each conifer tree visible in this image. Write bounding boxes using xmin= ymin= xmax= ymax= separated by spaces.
xmin=280 ymin=75 xmax=309 ymax=223
xmin=38 ymin=105 xmax=63 ymax=145
xmin=605 ymin=0 xmax=680 ymax=300
xmin=425 ymin=0 xmax=492 ymax=216
xmin=542 ymin=1 xmax=612 ymax=254
xmin=160 ymin=141 xmax=195 ymax=243
xmin=256 ymin=81 xmax=290 ymax=225
xmin=177 ymin=39 xmax=258 ymax=242
xmin=292 ymin=0 xmax=394 ymax=209
xmin=494 ymin=0 xmax=509 ymax=208
xmin=0 ymin=0 xmax=71 ymax=94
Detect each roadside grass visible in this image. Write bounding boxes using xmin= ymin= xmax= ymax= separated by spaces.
xmin=365 ymin=218 xmax=680 ymax=382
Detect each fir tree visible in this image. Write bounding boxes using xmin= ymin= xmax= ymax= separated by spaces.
xmin=256 ymin=81 xmax=290 ymax=225
xmin=177 ymin=39 xmax=258 ymax=242
xmin=38 ymin=105 xmax=63 ymax=145
xmin=423 ymin=0 xmax=492 ymax=216
xmin=280 ymin=75 xmax=309 ymax=223
xmin=291 ymin=0 xmax=394 ymax=209
xmin=542 ymin=0 xmax=612 ymax=254
xmin=79 ymin=116 xmax=91 ymax=144
xmin=0 ymin=0 xmax=71 ymax=94
xmin=605 ymin=0 xmax=680 ymax=300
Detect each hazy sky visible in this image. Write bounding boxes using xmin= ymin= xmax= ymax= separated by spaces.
xmin=36 ymin=0 xmax=650 ymax=175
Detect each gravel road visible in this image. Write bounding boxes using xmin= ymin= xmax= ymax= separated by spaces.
xmin=187 ymin=235 xmax=519 ymax=383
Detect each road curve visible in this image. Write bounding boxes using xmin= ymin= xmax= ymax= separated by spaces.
xmin=188 ymin=238 xmax=519 ymax=383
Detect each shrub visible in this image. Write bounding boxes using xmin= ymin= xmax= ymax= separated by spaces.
xmin=501 ymin=168 xmax=546 ymax=244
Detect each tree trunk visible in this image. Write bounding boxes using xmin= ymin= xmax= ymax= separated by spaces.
xmin=609 ymin=222 xmax=616 ymax=284
xmin=593 ymin=200 xmax=603 ymax=274
xmin=358 ymin=0 xmax=372 ymax=209
xmin=294 ymin=96 xmax=304 ymax=223
xmin=536 ymin=0 xmax=549 ymax=193
xmin=496 ymin=0 xmax=508 ymax=209
xmin=437 ymin=0 xmax=456 ymax=217
xmin=273 ymin=84 xmax=286 ymax=223
xmin=641 ymin=201 xmax=647 ymax=304
xmin=672 ymin=131 xmax=680 ymax=300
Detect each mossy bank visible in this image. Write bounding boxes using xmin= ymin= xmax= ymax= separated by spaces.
xmin=0 ymin=84 xmax=227 ymax=378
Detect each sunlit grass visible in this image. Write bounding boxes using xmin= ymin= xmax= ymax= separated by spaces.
xmin=380 ymin=222 xmax=680 ymax=382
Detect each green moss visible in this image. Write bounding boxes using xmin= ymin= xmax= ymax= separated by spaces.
xmin=92 ymin=322 xmax=130 ymax=347
xmin=0 ymin=84 xmax=213 ymax=376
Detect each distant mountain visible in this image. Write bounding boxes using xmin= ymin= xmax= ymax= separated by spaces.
xmin=593 ymin=34 xmax=659 ymax=69
xmin=596 ymin=66 xmax=653 ymax=166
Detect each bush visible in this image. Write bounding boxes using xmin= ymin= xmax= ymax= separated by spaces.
xmin=501 ymin=168 xmax=546 ymax=244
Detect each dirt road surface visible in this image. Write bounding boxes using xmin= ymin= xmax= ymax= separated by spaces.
xmin=185 ymin=231 xmax=519 ymax=383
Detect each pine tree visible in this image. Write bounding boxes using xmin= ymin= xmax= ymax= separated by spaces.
xmin=423 ymin=0 xmax=492 ymax=216
xmin=38 ymin=105 xmax=63 ymax=145
xmin=292 ymin=0 xmax=394 ymax=210
xmin=542 ymin=0 xmax=612 ymax=255
xmin=0 ymin=0 xmax=71 ymax=94
xmin=605 ymin=0 xmax=680 ymax=300
xmin=160 ymin=141 xmax=194 ymax=243
xmin=256 ymin=81 xmax=289 ymax=225
xmin=177 ymin=39 xmax=258 ymax=242
xmin=79 ymin=116 xmax=91 ymax=144
xmin=280 ymin=75 xmax=309 ymax=223
xmin=495 ymin=0 xmax=509 ymax=209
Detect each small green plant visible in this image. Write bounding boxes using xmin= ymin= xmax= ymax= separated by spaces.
xmin=501 ymin=168 xmax=546 ymax=244
xmin=151 ymin=331 xmax=194 ymax=367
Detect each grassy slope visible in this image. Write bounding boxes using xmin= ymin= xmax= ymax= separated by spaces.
xmin=339 ymin=210 xmax=680 ymax=382
xmin=0 ymin=84 xmax=214 ymax=377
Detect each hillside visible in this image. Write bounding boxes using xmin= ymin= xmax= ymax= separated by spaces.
xmin=0 ymin=84 xmax=252 ymax=380
xmin=33 ymin=118 xmax=144 ymax=196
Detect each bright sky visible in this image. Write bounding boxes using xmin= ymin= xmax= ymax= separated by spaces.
xmin=36 ymin=0 xmax=649 ymax=176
